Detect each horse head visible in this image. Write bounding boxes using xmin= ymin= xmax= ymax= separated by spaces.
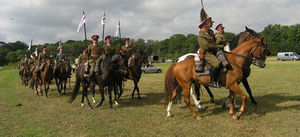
xmin=137 ymin=51 xmax=150 ymax=67
xmin=229 ymin=27 xmax=259 ymax=50
xmin=250 ymin=38 xmax=270 ymax=68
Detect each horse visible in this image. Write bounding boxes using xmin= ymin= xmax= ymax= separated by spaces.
xmin=53 ymin=60 xmax=72 ymax=95
xmin=174 ymin=27 xmax=261 ymax=110
xmin=165 ymin=37 xmax=269 ymax=120
xmin=69 ymin=54 xmax=121 ymax=109
xmin=124 ymin=51 xmax=150 ymax=99
xmin=36 ymin=58 xmax=54 ymax=98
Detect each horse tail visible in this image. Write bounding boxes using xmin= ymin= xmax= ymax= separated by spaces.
xmin=69 ymin=74 xmax=81 ymax=103
xmin=164 ymin=63 xmax=179 ymax=105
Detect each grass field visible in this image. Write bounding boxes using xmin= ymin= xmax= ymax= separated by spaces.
xmin=0 ymin=59 xmax=299 ymax=137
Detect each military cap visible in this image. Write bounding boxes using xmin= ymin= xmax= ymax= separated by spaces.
xmin=91 ymin=35 xmax=99 ymax=40
xmin=105 ymin=35 xmax=111 ymax=41
xmin=215 ymin=24 xmax=224 ymax=30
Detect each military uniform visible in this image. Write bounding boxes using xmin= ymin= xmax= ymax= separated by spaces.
xmin=102 ymin=44 xmax=115 ymax=58
xmin=198 ymin=30 xmax=222 ymax=67
xmin=78 ymin=53 xmax=89 ymax=65
xmin=87 ymin=43 xmax=101 ymax=76
xmin=37 ymin=52 xmax=50 ymax=71
xmin=215 ymin=33 xmax=228 ymax=46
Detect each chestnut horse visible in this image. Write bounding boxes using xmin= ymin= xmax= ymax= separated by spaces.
xmin=165 ymin=38 xmax=269 ymax=120
xmin=36 ymin=58 xmax=53 ymax=98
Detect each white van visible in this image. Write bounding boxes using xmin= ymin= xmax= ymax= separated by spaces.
xmin=277 ymin=52 xmax=300 ymax=61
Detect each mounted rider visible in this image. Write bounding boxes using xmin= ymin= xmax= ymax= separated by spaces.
xmin=55 ymin=46 xmax=70 ymax=74
xmin=196 ymin=8 xmax=222 ymax=88
xmin=215 ymin=24 xmax=231 ymax=69
xmin=77 ymin=49 xmax=89 ymax=66
xmin=36 ymin=46 xmax=50 ymax=73
xmin=120 ymin=38 xmax=132 ymax=76
xmin=102 ymin=35 xmax=115 ymax=59
xmin=87 ymin=35 xmax=101 ymax=77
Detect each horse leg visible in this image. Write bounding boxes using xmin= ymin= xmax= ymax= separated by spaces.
xmin=81 ymin=85 xmax=85 ymax=107
xmin=83 ymin=83 xmax=92 ymax=109
xmin=167 ymin=87 xmax=179 ymax=117
xmin=229 ymin=90 xmax=235 ymax=117
xmin=242 ymin=78 xmax=257 ymax=106
xmin=113 ymin=85 xmax=119 ymax=105
xmin=182 ymin=84 xmax=201 ymax=120
xmin=190 ymin=87 xmax=204 ymax=112
xmin=108 ymin=86 xmax=113 ymax=109
xmin=194 ymin=83 xmax=201 ymax=100
xmin=131 ymin=80 xmax=137 ymax=99
xmin=229 ymin=84 xmax=247 ymax=120
xmin=118 ymin=81 xmax=123 ymax=99
xmin=55 ymin=78 xmax=60 ymax=94
xmin=96 ymin=85 xmax=105 ymax=108
xmin=63 ymin=80 xmax=67 ymax=95
xmin=136 ymin=79 xmax=141 ymax=100
xmin=204 ymin=85 xmax=215 ymax=103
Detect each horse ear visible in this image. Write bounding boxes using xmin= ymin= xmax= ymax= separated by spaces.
xmin=245 ymin=26 xmax=249 ymax=31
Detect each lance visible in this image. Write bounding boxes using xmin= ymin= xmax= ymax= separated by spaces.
xmin=83 ymin=11 xmax=88 ymax=48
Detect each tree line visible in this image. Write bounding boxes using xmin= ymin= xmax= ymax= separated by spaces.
xmin=0 ymin=24 xmax=299 ymax=66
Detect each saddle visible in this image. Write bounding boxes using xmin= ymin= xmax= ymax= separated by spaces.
xmin=195 ymin=50 xmax=230 ymax=76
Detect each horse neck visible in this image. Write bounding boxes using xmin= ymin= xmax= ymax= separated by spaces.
xmin=229 ymin=40 xmax=258 ymax=66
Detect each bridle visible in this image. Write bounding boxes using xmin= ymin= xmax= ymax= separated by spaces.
xmin=225 ymin=39 xmax=266 ymax=69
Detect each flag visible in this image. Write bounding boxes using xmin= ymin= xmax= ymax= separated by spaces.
xmin=101 ymin=12 xmax=106 ymax=25
xmin=77 ymin=14 xmax=86 ymax=32
xmin=27 ymin=39 xmax=32 ymax=51
xmin=115 ymin=21 xmax=120 ymax=37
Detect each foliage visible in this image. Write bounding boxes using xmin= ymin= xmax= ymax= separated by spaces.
xmin=1 ymin=24 xmax=299 ymax=65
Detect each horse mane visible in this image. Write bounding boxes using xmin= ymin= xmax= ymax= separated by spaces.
xmin=229 ymin=26 xmax=259 ymax=50
xmin=231 ymin=38 xmax=260 ymax=53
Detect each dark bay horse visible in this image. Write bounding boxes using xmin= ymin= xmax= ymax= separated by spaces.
xmin=165 ymin=38 xmax=269 ymax=120
xmin=124 ymin=51 xmax=150 ymax=99
xmin=69 ymin=54 xmax=121 ymax=109
xmin=54 ymin=60 xmax=72 ymax=95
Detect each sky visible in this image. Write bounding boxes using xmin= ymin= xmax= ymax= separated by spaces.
xmin=0 ymin=0 xmax=299 ymax=45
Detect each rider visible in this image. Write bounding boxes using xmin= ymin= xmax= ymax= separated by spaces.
xmin=197 ymin=8 xmax=223 ymax=88
xmin=87 ymin=35 xmax=101 ymax=77
xmin=36 ymin=46 xmax=50 ymax=73
xmin=78 ymin=49 xmax=89 ymax=66
xmin=102 ymin=35 xmax=114 ymax=59
xmin=55 ymin=46 xmax=69 ymax=74
xmin=215 ymin=24 xmax=228 ymax=46
xmin=120 ymin=38 xmax=132 ymax=76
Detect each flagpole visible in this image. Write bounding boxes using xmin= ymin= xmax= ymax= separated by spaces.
xmin=102 ymin=12 xmax=106 ymax=46
xmin=83 ymin=11 xmax=88 ymax=48
xmin=119 ymin=20 xmax=121 ymax=39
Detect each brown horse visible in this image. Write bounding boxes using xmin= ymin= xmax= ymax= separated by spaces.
xmin=165 ymin=38 xmax=269 ymax=120
xmin=126 ymin=51 xmax=150 ymax=99
xmin=36 ymin=58 xmax=53 ymax=98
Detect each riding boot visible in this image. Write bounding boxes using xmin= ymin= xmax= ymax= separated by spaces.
xmin=209 ymin=67 xmax=221 ymax=88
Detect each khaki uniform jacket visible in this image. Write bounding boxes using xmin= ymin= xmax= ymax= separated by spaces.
xmin=120 ymin=45 xmax=132 ymax=56
xmin=102 ymin=44 xmax=115 ymax=58
xmin=87 ymin=44 xmax=101 ymax=59
xmin=78 ymin=53 xmax=88 ymax=64
xmin=215 ymin=33 xmax=228 ymax=46
xmin=38 ymin=52 xmax=50 ymax=64
xmin=198 ymin=30 xmax=221 ymax=67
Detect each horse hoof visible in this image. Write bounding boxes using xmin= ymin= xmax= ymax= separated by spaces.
xmin=81 ymin=103 xmax=84 ymax=107
xmin=88 ymin=106 xmax=93 ymax=109
xmin=195 ymin=115 xmax=201 ymax=120
xmin=198 ymin=107 xmax=205 ymax=112
xmin=167 ymin=114 xmax=174 ymax=117
xmin=210 ymin=99 xmax=215 ymax=103
xmin=232 ymin=115 xmax=240 ymax=120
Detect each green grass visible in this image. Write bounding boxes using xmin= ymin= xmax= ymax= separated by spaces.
xmin=0 ymin=60 xmax=299 ymax=137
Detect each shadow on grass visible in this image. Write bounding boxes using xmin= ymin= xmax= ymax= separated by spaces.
xmin=205 ymin=93 xmax=300 ymax=117
xmin=117 ymin=92 xmax=165 ymax=108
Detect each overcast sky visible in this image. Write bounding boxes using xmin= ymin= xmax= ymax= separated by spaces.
xmin=0 ymin=0 xmax=299 ymax=45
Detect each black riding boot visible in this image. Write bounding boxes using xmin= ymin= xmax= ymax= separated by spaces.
xmin=209 ymin=67 xmax=221 ymax=88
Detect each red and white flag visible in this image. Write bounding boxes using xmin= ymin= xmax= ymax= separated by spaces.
xmin=77 ymin=14 xmax=86 ymax=32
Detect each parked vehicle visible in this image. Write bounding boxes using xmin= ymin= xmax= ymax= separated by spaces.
xmin=277 ymin=52 xmax=300 ymax=61
xmin=141 ymin=64 xmax=162 ymax=73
